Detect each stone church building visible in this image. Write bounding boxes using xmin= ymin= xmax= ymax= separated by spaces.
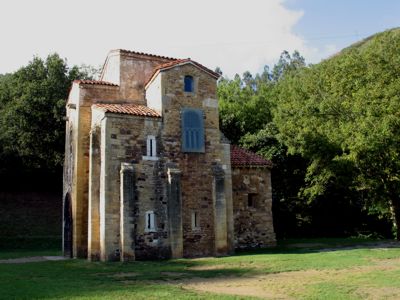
xmin=63 ymin=49 xmax=275 ymax=261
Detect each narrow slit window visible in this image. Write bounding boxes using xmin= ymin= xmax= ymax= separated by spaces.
xmin=191 ymin=211 xmax=200 ymax=230
xmin=146 ymin=135 xmax=156 ymax=157
xmin=145 ymin=211 xmax=155 ymax=232
xmin=184 ymin=75 xmax=194 ymax=92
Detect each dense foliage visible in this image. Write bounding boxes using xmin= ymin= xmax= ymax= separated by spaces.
xmin=218 ymin=29 xmax=399 ymax=239
xmin=0 ymin=54 xmax=90 ymax=190
xmin=274 ymin=29 xmax=400 ymax=239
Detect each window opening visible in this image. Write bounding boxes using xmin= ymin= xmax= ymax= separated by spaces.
xmin=191 ymin=211 xmax=200 ymax=230
xmin=181 ymin=108 xmax=204 ymax=152
xmin=184 ymin=75 xmax=194 ymax=92
xmin=145 ymin=135 xmax=157 ymax=158
xmin=145 ymin=211 xmax=155 ymax=232
xmin=248 ymin=193 xmax=257 ymax=208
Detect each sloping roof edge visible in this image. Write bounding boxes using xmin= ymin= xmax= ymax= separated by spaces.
xmin=230 ymin=145 xmax=273 ymax=168
xmin=73 ymin=80 xmax=119 ymax=87
xmin=92 ymin=103 xmax=161 ymax=118
xmin=145 ymin=59 xmax=220 ymax=89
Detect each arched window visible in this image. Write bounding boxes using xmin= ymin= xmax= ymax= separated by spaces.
xmin=184 ymin=75 xmax=194 ymax=92
xmin=181 ymin=108 xmax=204 ymax=152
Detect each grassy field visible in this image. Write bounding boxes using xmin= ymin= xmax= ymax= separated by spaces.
xmin=1 ymin=239 xmax=400 ymax=299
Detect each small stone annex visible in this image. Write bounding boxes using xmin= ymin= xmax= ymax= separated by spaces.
xmin=63 ymin=49 xmax=276 ymax=261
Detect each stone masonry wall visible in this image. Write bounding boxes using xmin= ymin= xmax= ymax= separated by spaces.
xmin=119 ymin=52 xmax=172 ymax=103
xmin=159 ymin=64 xmax=229 ymax=257
xmin=232 ymin=167 xmax=276 ymax=248
xmin=65 ymin=83 xmax=121 ymax=258
xmin=95 ymin=112 xmax=165 ymax=261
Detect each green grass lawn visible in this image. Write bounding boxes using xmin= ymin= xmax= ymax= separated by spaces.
xmin=1 ymin=239 xmax=400 ymax=299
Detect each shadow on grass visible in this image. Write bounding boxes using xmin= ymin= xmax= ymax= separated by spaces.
xmin=234 ymin=238 xmax=400 ymax=256
xmin=1 ymin=238 xmax=400 ymax=299
xmin=0 ymin=258 xmax=254 ymax=299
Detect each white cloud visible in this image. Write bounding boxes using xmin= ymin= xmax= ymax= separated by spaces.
xmin=0 ymin=0 xmax=327 ymax=77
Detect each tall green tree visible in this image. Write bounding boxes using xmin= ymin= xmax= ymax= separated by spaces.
xmin=0 ymin=54 xmax=90 ymax=189
xmin=274 ymin=29 xmax=400 ymax=238
xmin=218 ymin=51 xmax=311 ymax=237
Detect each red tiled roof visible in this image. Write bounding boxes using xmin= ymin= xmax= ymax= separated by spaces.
xmin=118 ymin=49 xmax=178 ymax=61
xmin=230 ymin=145 xmax=272 ymax=168
xmin=92 ymin=104 xmax=161 ymax=118
xmin=145 ymin=58 xmax=220 ymax=87
xmin=74 ymin=80 xmax=119 ymax=87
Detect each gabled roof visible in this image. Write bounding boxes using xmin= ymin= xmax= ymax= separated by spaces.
xmin=145 ymin=58 xmax=220 ymax=88
xmin=230 ymin=145 xmax=272 ymax=168
xmin=92 ymin=104 xmax=161 ymax=118
xmin=74 ymin=80 xmax=119 ymax=87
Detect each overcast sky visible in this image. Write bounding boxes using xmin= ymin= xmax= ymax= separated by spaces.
xmin=1 ymin=0 xmax=399 ymax=77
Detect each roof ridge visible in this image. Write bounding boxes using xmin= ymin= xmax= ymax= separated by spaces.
xmin=92 ymin=103 xmax=161 ymax=118
xmin=117 ymin=49 xmax=178 ymax=61
xmin=74 ymin=80 xmax=119 ymax=87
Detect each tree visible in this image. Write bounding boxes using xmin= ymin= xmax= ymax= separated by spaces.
xmin=274 ymin=29 xmax=400 ymax=238
xmin=217 ymin=51 xmax=310 ymax=237
xmin=272 ymin=50 xmax=305 ymax=82
xmin=0 ymin=53 xmax=91 ymax=189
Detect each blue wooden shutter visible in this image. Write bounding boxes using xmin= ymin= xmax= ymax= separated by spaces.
xmin=181 ymin=108 xmax=205 ymax=152
xmin=184 ymin=75 xmax=194 ymax=92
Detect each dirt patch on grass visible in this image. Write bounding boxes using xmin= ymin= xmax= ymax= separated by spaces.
xmin=356 ymin=287 xmax=400 ymax=299
xmin=182 ymin=276 xmax=291 ymax=299
xmin=188 ymin=264 xmax=226 ymax=271
xmin=110 ymin=272 xmax=139 ymax=278
xmin=288 ymin=243 xmax=326 ymax=248
xmin=160 ymin=272 xmax=187 ymax=277
xmin=178 ymin=258 xmax=400 ymax=299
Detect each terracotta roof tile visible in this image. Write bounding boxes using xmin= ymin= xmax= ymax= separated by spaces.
xmin=231 ymin=145 xmax=272 ymax=168
xmin=92 ymin=104 xmax=161 ymax=118
xmin=118 ymin=49 xmax=178 ymax=61
xmin=74 ymin=80 xmax=119 ymax=87
xmin=146 ymin=58 xmax=220 ymax=87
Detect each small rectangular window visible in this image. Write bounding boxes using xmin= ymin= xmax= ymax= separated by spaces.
xmin=248 ymin=193 xmax=257 ymax=208
xmin=191 ymin=211 xmax=200 ymax=230
xmin=143 ymin=135 xmax=158 ymax=161
xmin=184 ymin=75 xmax=194 ymax=92
xmin=145 ymin=211 xmax=156 ymax=232
xmin=146 ymin=135 xmax=156 ymax=157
